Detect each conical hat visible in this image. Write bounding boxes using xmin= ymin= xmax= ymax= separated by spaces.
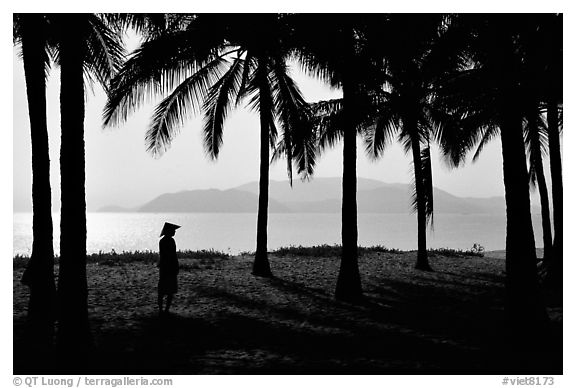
xmin=160 ymin=222 xmax=181 ymax=236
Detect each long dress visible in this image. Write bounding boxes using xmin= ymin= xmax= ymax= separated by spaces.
xmin=158 ymin=236 xmax=179 ymax=295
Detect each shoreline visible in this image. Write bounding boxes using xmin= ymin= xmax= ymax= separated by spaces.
xmin=14 ymin=212 xmax=534 ymax=258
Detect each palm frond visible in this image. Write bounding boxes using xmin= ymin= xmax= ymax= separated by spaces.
xmin=308 ymin=99 xmax=345 ymax=152
xmin=471 ymin=124 xmax=499 ymax=162
xmin=268 ymin=118 xmax=279 ymax=150
xmin=243 ymin=57 xmax=280 ymax=150
xmin=269 ymin=63 xmax=295 ymax=184
xmin=271 ymin=137 xmax=289 ymax=172
xmin=285 ymin=14 xmax=346 ymax=88
xmin=270 ymin=59 xmax=316 ymax=181
xmin=104 ymin=13 xmax=195 ymax=41
xmin=103 ymin=27 xmax=226 ymax=127
xmin=295 ymin=50 xmax=341 ymax=89
xmin=524 ymin=111 xmax=549 ymax=189
xmin=364 ymin=103 xmax=400 ymax=159
xmin=435 ymin=67 xmax=499 ymax=115
xmin=146 ymin=55 xmax=228 ymax=157
xmin=421 ymin=15 xmax=470 ymax=81
xmin=432 ymin=102 xmax=498 ymax=168
xmin=84 ymin=14 xmax=126 ymax=92
xmin=235 ymin=51 xmax=255 ymax=107
xmin=421 ymin=143 xmax=434 ymax=228
xmin=398 ymin=129 xmax=413 ymax=155
xmin=430 ymin=106 xmax=477 ymax=167
xmin=202 ymin=56 xmax=245 ymax=159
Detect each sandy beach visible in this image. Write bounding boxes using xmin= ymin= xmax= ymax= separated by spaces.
xmin=13 ymin=248 xmax=562 ymax=374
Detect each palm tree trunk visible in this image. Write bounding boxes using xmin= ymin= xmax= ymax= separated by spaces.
xmin=57 ymin=17 xmax=92 ymax=349
xmin=534 ymin=157 xmax=553 ymax=263
xmin=335 ymin=72 xmax=362 ymax=301
xmin=545 ymin=101 xmax=562 ymax=290
xmin=528 ymin=122 xmax=553 ymax=263
xmin=20 ymin=14 xmax=56 ymax=348
xmin=499 ymin=111 xmax=548 ymax=336
xmin=252 ymin=58 xmax=273 ymax=277
xmin=411 ymin=135 xmax=432 ymax=271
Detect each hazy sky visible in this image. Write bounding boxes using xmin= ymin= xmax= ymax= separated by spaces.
xmin=12 ymin=33 xmax=552 ymax=212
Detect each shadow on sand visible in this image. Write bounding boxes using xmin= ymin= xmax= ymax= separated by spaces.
xmin=14 ymin=270 xmax=561 ymax=375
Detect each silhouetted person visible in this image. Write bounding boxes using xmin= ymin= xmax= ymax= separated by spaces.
xmin=157 ymin=222 xmax=180 ymax=316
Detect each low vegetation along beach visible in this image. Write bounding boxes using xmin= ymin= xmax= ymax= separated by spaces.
xmin=13 ymin=246 xmax=561 ymax=374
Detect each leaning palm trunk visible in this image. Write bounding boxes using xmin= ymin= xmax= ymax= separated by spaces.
xmin=20 ymin=14 xmax=56 ymax=348
xmin=499 ymin=110 xmax=548 ymax=337
xmin=534 ymin=155 xmax=553 ymax=263
xmin=410 ymin=135 xmax=432 ymax=271
xmin=527 ymin=119 xmax=553 ymax=263
xmin=57 ymin=18 xmax=91 ymax=348
xmin=545 ymin=101 xmax=562 ymax=291
xmin=335 ymin=73 xmax=362 ymax=301
xmin=252 ymin=58 xmax=273 ymax=277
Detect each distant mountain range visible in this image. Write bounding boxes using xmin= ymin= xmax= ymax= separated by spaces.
xmin=97 ymin=177 xmax=532 ymax=215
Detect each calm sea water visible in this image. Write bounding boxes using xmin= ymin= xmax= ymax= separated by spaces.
xmin=13 ymin=212 xmax=545 ymax=256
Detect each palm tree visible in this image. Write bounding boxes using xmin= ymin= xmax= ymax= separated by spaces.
xmin=52 ymin=13 xmax=124 ymax=348
xmin=436 ymin=14 xmax=549 ymax=336
xmin=451 ymin=106 xmax=554 ymax=266
xmin=308 ymin=15 xmax=460 ymax=273
xmin=103 ymin=14 xmax=314 ymax=278
xmin=445 ymin=15 xmax=557 ymax=268
xmin=365 ymin=93 xmax=437 ymax=273
xmin=364 ymin=14 xmax=465 ymax=271
xmin=545 ymin=101 xmax=562 ymax=288
xmin=525 ymin=110 xmax=553 ymax=264
xmin=539 ymin=14 xmax=563 ymax=289
xmin=13 ymin=13 xmax=57 ymax=347
xmin=291 ymin=14 xmax=390 ymax=300
xmin=513 ymin=13 xmax=561 ymax=281
xmin=452 ymin=107 xmax=554 ymax=264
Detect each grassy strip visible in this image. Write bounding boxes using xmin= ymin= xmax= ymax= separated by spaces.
xmin=271 ymin=244 xmax=401 ymax=257
xmin=271 ymin=244 xmax=484 ymax=258
xmin=13 ymin=249 xmax=231 ymax=269
xmin=13 ymin=243 xmax=485 ymax=270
